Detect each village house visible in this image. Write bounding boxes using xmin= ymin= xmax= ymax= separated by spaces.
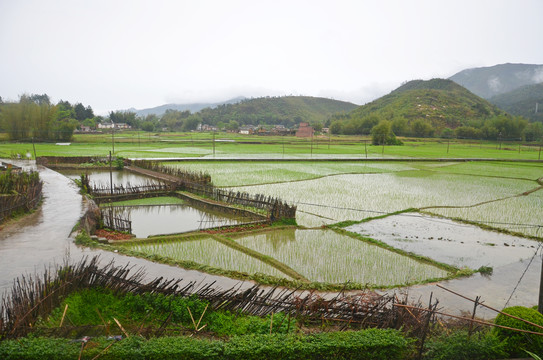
xmin=97 ymin=122 xmax=131 ymax=130
xmin=198 ymin=124 xmax=218 ymax=132
xmin=239 ymin=125 xmax=256 ymax=135
xmin=295 ymin=122 xmax=314 ymax=137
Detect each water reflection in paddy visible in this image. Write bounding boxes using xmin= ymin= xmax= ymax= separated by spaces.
xmin=59 ymin=169 xmax=158 ymax=186
xmin=116 ymin=204 xmax=255 ymax=238
xmin=346 ymin=213 xmax=539 ymax=269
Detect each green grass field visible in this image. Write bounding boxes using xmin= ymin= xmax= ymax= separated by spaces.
xmin=2 ymin=131 xmax=542 ymax=160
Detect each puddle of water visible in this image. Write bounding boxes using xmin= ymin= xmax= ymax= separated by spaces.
xmin=346 ymin=213 xmax=538 ymax=269
xmin=117 ymin=205 xmax=255 ymax=237
xmin=58 ymin=169 xmax=158 ymax=186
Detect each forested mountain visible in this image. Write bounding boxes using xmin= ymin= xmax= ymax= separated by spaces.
xmin=197 ymin=96 xmax=358 ymax=128
xmin=329 ymin=79 xmax=540 ymax=141
xmin=449 ymin=63 xmax=543 ymax=99
xmin=333 ymin=79 xmax=503 ymax=134
xmin=489 ymin=83 xmax=543 ymax=122
xmin=129 ymin=97 xmax=245 ymax=117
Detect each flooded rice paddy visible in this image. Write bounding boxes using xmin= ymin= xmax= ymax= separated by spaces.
xmin=59 ymin=168 xmax=159 ymax=186
xmin=116 ymin=204 xmax=254 ymax=237
xmin=126 ymin=237 xmax=292 ymax=279
xmin=60 ymin=169 xmax=254 ymax=237
xmin=346 ymin=213 xmax=538 ymax=269
xmin=233 ymin=229 xmax=448 ymax=285
xmin=2 ymin=159 xmax=542 ymax=317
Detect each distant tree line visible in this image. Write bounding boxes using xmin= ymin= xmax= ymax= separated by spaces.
xmin=329 ymin=113 xmax=543 ymax=142
xmin=2 ymin=93 xmax=542 ymax=143
xmin=0 ymin=94 xmax=97 ymax=141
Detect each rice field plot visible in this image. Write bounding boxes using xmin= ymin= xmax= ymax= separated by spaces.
xmin=166 ymin=161 xmax=417 ymax=186
xmin=126 ymin=237 xmax=291 ymax=279
xmin=114 ymin=204 xmax=253 ymax=238
xmin=60 ymin=169 xmax=157 ymax=187
xmin=233 ymin=229 xmax=449 ymax=286
xmin=346 ymin=213 xmax=539 ymax=269
xmin=233 ymin=173 xmax=535 ymax=227
xmin=424 ymin=161 xmax=543 ymax=180
xmin=426 ymin=190 xmax=543 ymax=238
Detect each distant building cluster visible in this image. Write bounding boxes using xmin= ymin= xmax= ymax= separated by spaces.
xmin=196 ymin=123 xmax=318 ymax=137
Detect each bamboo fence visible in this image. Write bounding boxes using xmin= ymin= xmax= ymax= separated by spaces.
xmin=0 ymin=170 xmax=43 ymax=223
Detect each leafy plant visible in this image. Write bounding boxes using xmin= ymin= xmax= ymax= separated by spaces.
xmin=494 ymin=306 xmax=543 ymax=357
xmin=423 ymin=330 xmax=507 ymax=360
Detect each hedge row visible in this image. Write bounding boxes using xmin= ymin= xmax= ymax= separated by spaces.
xmin=0 ymin=329 xmax=411 ymax=360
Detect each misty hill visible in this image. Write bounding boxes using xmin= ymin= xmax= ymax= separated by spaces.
xmin=346 ymin=78 xmax=503 ymax=130
xmin=490 ymin=83 xmax=543 ymax=122
xmin=449 ymin=63 xmax=543 ymax=99
xmin=198 ymin=96 xmax=358 ymax=127
xmin=129 ymin=97 xmax=245 ymax=117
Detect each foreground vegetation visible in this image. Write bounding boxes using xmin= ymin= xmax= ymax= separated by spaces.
xmin=1 ymin=286 xmax=540 ymax=359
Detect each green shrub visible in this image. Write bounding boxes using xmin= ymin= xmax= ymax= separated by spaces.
xmin=0 ymin=329 xmax=411 ymax=360
xmin=423 ymin=330 xmax=507 ymax=360
xmin=494 ymin=306 xmax=543 ymax=357
xmin=40 ymin=288 xmax=295 ymax=337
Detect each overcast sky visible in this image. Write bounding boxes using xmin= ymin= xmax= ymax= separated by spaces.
xmin=1 ymin=0 xmax=542 ymax=114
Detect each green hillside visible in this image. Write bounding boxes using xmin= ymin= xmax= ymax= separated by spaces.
xmin=449 ymin=63 xmax=543 ymax=99
xmin=198 ymin=96 xmax=358 ymax=127
xmin=490 ymin=83 xmax=543 ymax=122
xmin=347 ymin=79 xmax=503 ymax=130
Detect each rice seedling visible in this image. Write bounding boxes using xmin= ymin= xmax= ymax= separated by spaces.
xmin=165 ymin=161 xmax=417 ymax=186
xmin=233 ymin=173 xmax=535 ymax=227
xmin=234 ymin=229 xmax=448 ymax=285
xmin=426 ymin=191 xmax=543 ymax=238
xmin=127 ymin=237 xmax=291 ymax=279
xmin=425 ymin=161 xmax=543 ymax=180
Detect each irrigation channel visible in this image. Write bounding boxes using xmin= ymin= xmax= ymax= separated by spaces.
xmin=0 ymin=159 xmax=541 ymax=319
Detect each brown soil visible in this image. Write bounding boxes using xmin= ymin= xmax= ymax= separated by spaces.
xmin=95 ymin=228 xmax=133 ymax=240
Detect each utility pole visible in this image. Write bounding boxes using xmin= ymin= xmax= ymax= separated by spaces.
xmin=539 ymin=255 xmax=543 ymax=314
xmin=111 ymin=122 xmax=115 ymax=154
xmin=32 ymin=137 xmax=37 ymax=160
xmin=109 ymin=151 xmax=113 ymax=196
xmin=212 ymin=132 xmax=215 ymax=157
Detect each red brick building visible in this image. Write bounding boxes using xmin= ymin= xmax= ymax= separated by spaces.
xmin=295 ymin=122 xmax=314 ymax=137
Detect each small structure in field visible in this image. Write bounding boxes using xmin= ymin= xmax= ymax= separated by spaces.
xmin=296 ymin=122 xmax=314 ymax=137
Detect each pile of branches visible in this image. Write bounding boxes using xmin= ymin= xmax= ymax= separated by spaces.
xmin=132 ymin=160 xmax=212 ymax=186
xmin=0 ymin=169 xmax=42 ymax=223
xmin=0 ymin=256 xmax=416 ymax=340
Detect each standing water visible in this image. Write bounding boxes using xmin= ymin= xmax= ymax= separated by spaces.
xmin=0 ymin=160 xmax=247 ymax=296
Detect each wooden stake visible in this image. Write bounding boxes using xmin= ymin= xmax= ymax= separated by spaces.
xmin=59 ymin=304 xmax=68 ymax=327
xmin=113 ymin=318 xmax=129 ymax=338
xmin=269 ymin=312 xmax=274 ymax=335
